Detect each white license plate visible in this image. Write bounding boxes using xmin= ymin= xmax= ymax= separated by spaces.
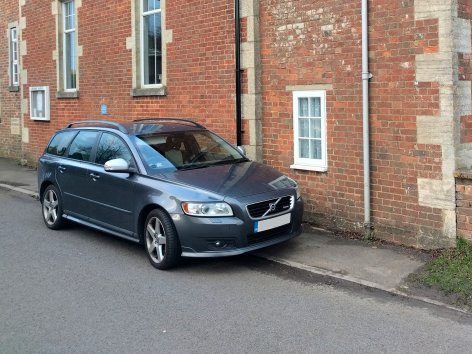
xmin=254 ymin=213 xmax=291 ymax=233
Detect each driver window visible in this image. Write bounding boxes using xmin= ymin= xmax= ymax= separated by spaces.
xmin=95 ymin=133 xmax=135 ymax=167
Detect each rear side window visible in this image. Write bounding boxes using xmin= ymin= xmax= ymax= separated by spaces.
xmin=95 ymin=133 xmax=135 ymax=166
xmin=67 ymin=131 xmax=99 ymax=161
xmin=46 ymin=131 xmax=77 ymax=156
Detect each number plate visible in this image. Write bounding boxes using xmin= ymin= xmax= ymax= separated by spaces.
xmin=254 ymin=213 xmax=291 ymax=233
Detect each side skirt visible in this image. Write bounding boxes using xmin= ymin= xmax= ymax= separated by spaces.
xmin=63 ymin=214 xmax=140 ymax=243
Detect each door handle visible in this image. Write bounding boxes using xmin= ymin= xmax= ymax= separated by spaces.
xmin=58 ymin=166 xmax=66 ymax=173
xmin=90 ymin=173 xmax=100 ymax=180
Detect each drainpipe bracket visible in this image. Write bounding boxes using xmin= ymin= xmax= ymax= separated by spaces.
xmin=362 ymin=72 xmax=373 ymax=80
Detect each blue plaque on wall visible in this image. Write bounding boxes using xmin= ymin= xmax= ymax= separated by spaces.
xmin=100 ymin=104 xmax=108 ymax=115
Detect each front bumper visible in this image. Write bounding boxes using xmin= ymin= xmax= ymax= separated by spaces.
xmin=174 ymin=197 xmax=304 ymax=258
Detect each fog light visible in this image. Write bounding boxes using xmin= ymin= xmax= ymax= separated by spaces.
xmin=207 ymin=238 xmax=236 ymax=250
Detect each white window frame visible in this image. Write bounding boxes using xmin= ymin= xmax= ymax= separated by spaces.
xmin=62 ymin=0 xmax=77 ymax=91
xmin=290 ymin=90 xmax=328 ymax=172
xmin=140 ymin=0 xmax=162 ymax=88
xmin=9 ymin=27 xmax=19 ymax=87
xmin=30 ymin=86 xmax=50 ymax=121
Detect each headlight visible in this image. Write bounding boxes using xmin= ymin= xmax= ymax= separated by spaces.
xmin=285 ymin=176 xmax=301 ymax=200
xmin=181 ymin=202 xmax=233 ymax=217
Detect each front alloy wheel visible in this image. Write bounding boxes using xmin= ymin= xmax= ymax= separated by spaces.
xmin=144 ymin=209 xmax=181 ymax=270
xmin=42 ymin=185 xmax=65 ymax=229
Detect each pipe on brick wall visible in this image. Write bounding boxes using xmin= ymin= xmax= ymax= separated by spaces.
xmin=235 ymin=0 xmax=243 ymax=146
xmin=362 ymin=0 xmax=373 ymax=237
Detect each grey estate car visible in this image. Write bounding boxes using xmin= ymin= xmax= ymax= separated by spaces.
xmin=38 ymin=119 xmax=304 ymax=269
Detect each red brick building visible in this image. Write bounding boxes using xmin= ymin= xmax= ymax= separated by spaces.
xmin=1 ymin=0 xmax=472 ymax=248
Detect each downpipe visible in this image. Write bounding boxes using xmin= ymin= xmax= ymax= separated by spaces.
xmin=362 ymin=0 xmax=373 ymax=239
xmin=235 ymin=0 xmax=243 ymax=147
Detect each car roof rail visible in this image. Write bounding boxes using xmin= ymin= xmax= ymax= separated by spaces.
xmin=66 ymin=120 xmax=128 ymax=134
xmin=133 ymin=118 xmax=205 ymax=129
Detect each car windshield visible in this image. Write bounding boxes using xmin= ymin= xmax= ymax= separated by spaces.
xmin=132 ymin=130 xmax=247 ymax=174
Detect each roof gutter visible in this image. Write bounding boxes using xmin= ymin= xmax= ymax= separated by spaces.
xmin=235 ymin=0 xmax=243 ymax=146
xmin=362 ymin=0 xmax=373 ymax=237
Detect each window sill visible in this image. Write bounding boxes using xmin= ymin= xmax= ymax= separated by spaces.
xmin=290 ymin=164 xmax=327 ymax=172
xmin=131 ymin=86 xmax=167 ymax=97
xmin=9 ymin=86 xmax=19 ymax=92
xmin=57 ymin=90 xmax=79 ymax=99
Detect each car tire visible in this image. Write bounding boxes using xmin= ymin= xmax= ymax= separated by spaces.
xmin=42 ymin=184 xmax=66 ymax=230
xmin=144 ymin=209 xmax=181 ymax=270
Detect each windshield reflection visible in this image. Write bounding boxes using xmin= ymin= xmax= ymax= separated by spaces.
xmin=132 ymin=131 xmax=247 ymax=174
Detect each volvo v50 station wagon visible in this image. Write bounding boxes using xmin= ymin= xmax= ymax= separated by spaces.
xmin=38 ymin=119 xmax=304 ymax=269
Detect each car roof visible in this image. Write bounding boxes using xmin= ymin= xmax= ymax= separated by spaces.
xmin=65 ymin=118 xmax=207 ymax=135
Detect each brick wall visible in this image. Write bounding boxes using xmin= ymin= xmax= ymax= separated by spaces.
xmin=3 ymin=0 xmax=470 ymax=249
xmin=458 ymin=0 xmax=472 ymax=147
xmin=0 ymin=0 xmax=22 ymax=159
xmin=456 ymin=177 xmax=472 ymax=244
xmin=19 ymin=0 xmax=236 ymax=162
xmin=259 ymin=0 xmax=451 ymax=248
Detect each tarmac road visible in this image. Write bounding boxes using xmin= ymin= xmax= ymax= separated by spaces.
xmin=1 ymin=189 xmax=472 ymax=354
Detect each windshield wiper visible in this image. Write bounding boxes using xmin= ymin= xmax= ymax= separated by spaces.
xmin=207 ymin=157 xmax=249 ymax=166
xmin=178 ymin=164 xmax=209 ymax=171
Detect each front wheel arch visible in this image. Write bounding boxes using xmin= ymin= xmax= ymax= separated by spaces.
xmin=39 ymin=181 xmax=54 ymax=203
xmin=143 ymin=208 xmax=182 ymax=270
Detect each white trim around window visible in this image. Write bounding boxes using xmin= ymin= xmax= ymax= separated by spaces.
xmin=140 ymin=0 xmax=162 ymax=87
xmin=290 ymin=90 xmax=328 ymax=172
xmin=9 ymin=27 xmax=19 ymax=87
xmin=30 ymin=86 xmax=50 ymax=121
xmin=62 ymin=0 xmax=77 ymax=91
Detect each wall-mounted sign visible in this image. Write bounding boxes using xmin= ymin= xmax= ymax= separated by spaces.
xmin=30 ymin=86 xmax=50 ymax=121
xmin=100 ymin=104 xmax=108 ymax=115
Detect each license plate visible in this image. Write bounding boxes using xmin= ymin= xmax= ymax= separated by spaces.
xmin=254 ymin=213 xmax=291 ymax=233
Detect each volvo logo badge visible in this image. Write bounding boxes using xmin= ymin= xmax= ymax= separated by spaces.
xmin=268 ymin=203 xmax=277 ymax=212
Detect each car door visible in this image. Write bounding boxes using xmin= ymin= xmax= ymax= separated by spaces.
xmin=84 ymin=132 xmax=138 ymax=236
xmin=56 ymin=130 xmax=99 ymax=219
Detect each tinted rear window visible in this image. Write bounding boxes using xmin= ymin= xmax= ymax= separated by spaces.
xmin=46 ymin=131 xmax=77 ymax=156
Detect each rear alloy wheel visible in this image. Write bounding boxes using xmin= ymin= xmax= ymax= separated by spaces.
xmin=42 ymin=185 xmax=65 ymax=230
xmin=144 ymin=209 xmax=181 ymax=270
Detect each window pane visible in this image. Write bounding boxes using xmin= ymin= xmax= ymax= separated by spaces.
xmin=47 ymin=131 xmax=77 ymax=156
xmin=143 ymin=0 xmax=161 ymax=12
xmin=310 ymin=140 xmax=322 ymax=160
xmin=299 ymin=118 xmax=309 ymax=138
xmin=298 ymin=98 xmax=309 ymax=117
xmin=96 ymin=133 xmax=134 ymax=166
xmin=10 ymin=28 xmax=18 ymax=86
xmin=311 ymin=118 xmax=321 ymax=139
xmin=13 ymin=66 xmax=18 ymax=85
xmin=68 ymin=131 xmax=99 ymax=161
xmin=143 ymin=13 xmax=162 ymax=85
xmin=64 ymin=1 xmax=75 ymax=30
xmin=299 ymin=139 xmax=309 ymax=158
xmin=32 ymin=91 xmax=46 ymax=118
xmin=65 ymin=31 xmax=76 ymax=89
xmin=310 ymin=97 xmax=321 ymax=117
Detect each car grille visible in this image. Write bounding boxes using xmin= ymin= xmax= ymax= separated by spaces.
xmin=247 ymin=224 xmax=292 ymax=245
xmin=246 ymin=196 xmax=294 ymax=219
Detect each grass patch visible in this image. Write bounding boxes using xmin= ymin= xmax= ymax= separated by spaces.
xmin=417 ymin=238 xmax=472 ymax=308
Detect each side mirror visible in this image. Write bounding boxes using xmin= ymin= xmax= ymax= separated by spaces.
xmin=104 ymin=158 xmax=134 ymax=173
xmin=236 ymin=146 xmax=246 ymax=156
